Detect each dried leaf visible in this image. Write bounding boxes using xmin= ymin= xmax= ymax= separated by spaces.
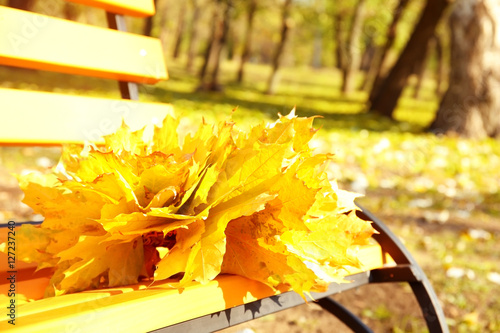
xmin=4 ymin=111 xmax=375 ymax=297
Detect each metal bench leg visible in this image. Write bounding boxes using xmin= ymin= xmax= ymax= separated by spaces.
xmin=356 ymin=205 xmax=449 ymax=333
xmin=317 ymin=297 xmax=374 ymax=333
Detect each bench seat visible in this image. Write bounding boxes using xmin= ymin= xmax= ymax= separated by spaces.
xmin=0 ymin=239 xmax=391 ymax=332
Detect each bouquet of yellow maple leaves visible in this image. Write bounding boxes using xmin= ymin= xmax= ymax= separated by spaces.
xmin=14 ymin=111 xmax=375 ymax=298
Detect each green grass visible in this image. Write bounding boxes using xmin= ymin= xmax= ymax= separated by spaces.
xmin=147 ymin=60 xmax=438 ymax=133
xmin=1 ymin=59 xmax=499 ymax=332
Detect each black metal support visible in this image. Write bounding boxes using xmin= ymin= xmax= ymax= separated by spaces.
xmin=105 ymin=12 xmax=139 ymax=100
xmin=369 ymin=265 xmax=421 ymax=283
xmin=317 ymin=297 xmax=374 ymax=333
xmin=0 ymin=220 xmax=42 ymax=227
xmin=357 ymin=205 xmax=449 ymax=333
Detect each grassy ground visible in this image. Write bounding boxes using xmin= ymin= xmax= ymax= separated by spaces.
xmin=1 ymin=59 xmax=499 ymax=332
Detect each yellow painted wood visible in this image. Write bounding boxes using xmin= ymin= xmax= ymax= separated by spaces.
xmin=0 ymin=276 xmax=269 ymax=333
xmin=65 ymin=0 xmax=156 ymax=17
xmin=0 ymin=240 xmax=391 ymax=332
xmin=0 ymin=88 xmax=173 ymax=146
xmin=0 ymin=6 xmax=167 ymax=83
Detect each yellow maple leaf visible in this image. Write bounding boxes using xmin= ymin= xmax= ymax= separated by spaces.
xmin=56 ymin=234 xmax=143 ymax=293
xmin=12 ymin=224 xmax=78 ymax=269
xmin=7 ymin=110 xmax=376 ymax=298
xmin=222 ymin=207 xmax=327 ymax=297
xmin=154 ymin=220 xmax=205 ymax=280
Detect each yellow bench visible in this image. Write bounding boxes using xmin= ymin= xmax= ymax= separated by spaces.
xmin=0 ymin=2 xmax=448 ymax=332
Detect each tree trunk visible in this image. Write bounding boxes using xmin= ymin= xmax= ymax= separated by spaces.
xmin=311 ymin=27 xmax=323 ymax=69
xmin=198 ymin=2 xmax=219 ymax=83
xmin=208 ymin=0 xmax=232 ymax=90
xmin=198 ymin=0 xmax=233 ymax=91
xmin=332 ymin=10 xmax=346 ymax=71
xmin=157 ymin=0 xmax=169 ymax=48
xmin=341 ymin=0 xmax=367 ymax=93
xmin=237 ymin=0 xmax=257 ymax=83
xmin=63 ymin=3 xmax=79 ymax=21
xmin=225 ymin=24 xmax=236 ymax=61
xmin=434 ymin=34 xmax=445 ymax=97
xmin=363 ymin=0 xmax=410 ymax=92
xmin=8 ymin=0 xmax=36 ymax=11
xmin=412 ymin=37 xmax=435 ymax=100
xmin=266 ymin=0 xmax=293 ymax=95
xmin=360 ymin=35 xmax=376 ymax=71
xmin=186 ymin=0 xmax=202 ymax=71
xmin=172 ymin=2 xmax=188 ymax=58
xmin=430 ymin=0 xmax=500 ymax=138
xmin=143 ymin=0 xmax=158 ymax=36
xmin=143 ymin=16 xmax=154 ymax=36
xmin=369 ymin=0 xmax=449 ymax=118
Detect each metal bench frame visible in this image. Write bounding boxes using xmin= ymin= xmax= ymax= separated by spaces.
xmin=148 ymin=205 xmax=448 ymax=333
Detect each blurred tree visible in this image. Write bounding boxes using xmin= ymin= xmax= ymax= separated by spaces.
xmin=412 ymin=36 xmax=435 ymax=99
xmin=63 ymin=2 xmax=79 ymax=21
xmin=341 ymin=0 xmax=366 ymax=93
xmin=157 ymin=0 xmax=170 ymax=48
xmin=7 ymin=0 xmax=36 ymax=11
xmin=143 ymin=0 xmax=158 ymax=36
xmin=186 ymin=0 xmax=202 ymax=71
xmin=430 ymin=0 xmax=500 ymax=138
xmin=360 ymin=34 xmax=376 ymax=72
xmin=331 ymin=7 xmax=346 ymax=70
xmin=172 ymin=2 xmax=188 ymax=58
xmin=198 ymin=1 xmax=218 ymax=82
xmin=226 ymin=27 xmax=235 ymax=61
xmin=198 ymin=0 xmax=233 ymax=91
xmin=266 ymin=0 xmax=293 ymax=95
xmin=310 ymin=0 xmax=325 ymax=69
xmin=236 ymin=0 xmax=258 ymax=83
xmin=362 ymin=0 xmax=410 ymax=92
xmin=368 ymin=0 xmax=449 ymax=118
xmin=434 ymin=34 xmax=445 ymax=97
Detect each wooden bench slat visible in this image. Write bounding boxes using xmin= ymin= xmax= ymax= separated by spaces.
xmin=0 ymin=231 xmax=390 ymax=332
xmin=65 ymin=0 xmax=156 ymax=17
xmin=0 ymin=6 xmax=167 ymax=84
xmin=0 ymin=275 xmax=273 ymax=333
xmin=0 ymin=88 xmax=173 ymax=146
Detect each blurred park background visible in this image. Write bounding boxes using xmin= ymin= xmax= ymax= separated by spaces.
xmin=1 ymin=0 xmax=500 ymax=332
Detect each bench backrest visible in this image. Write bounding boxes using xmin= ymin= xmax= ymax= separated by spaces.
xmin=0 ymin=1 xmax=172 ymax=146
